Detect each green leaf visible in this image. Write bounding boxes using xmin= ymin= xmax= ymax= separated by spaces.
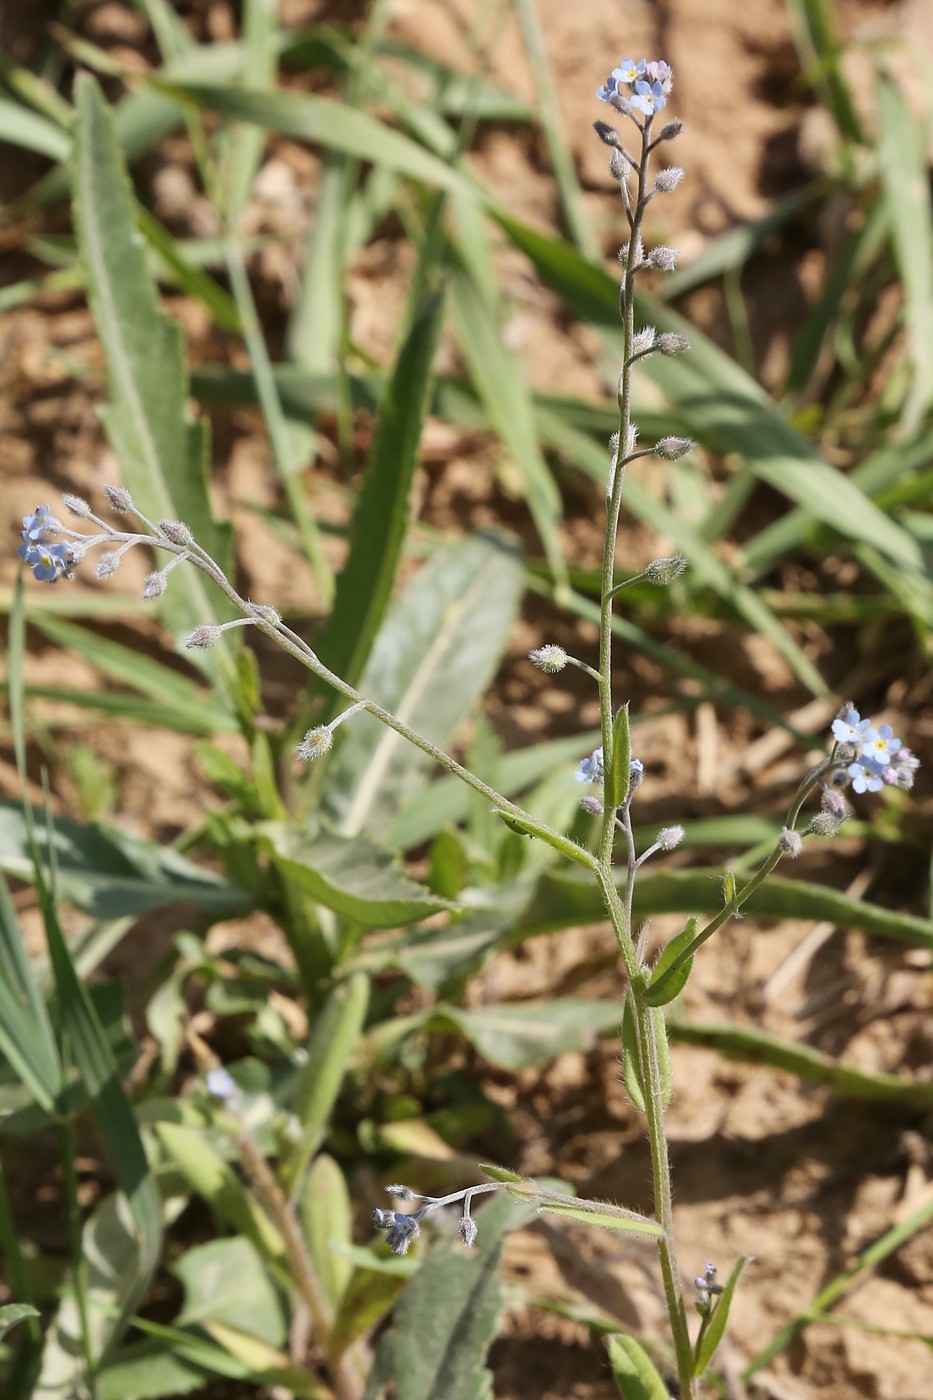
xmin=300 ymin=1156 xmax=354 ymax=1312
xmin=326 ymin=534 xmax=524 ymax=836
xmin=365 ymin=1195 xmax=515 ymax=1400
xmin=436 ymin=998 xmax=623 ymax=1069
xmin=876 ymin=70 xmax=933 ymax=435
xmin=694 ymin=1254 xmax=752 ymax=1376
xmin=621 ymin=996 xmax=671 ymax=1113
xmin=28 ymin=614 xmax=238 ymax=734
xmin=532 ymin=1194 xmax=663 ymax=1240
xmin=314 ymin=289 xmax=445 ymax=692
xmin=162 ymin=80 xmax=483 ymax=199
xmin=174 ymin=1237 xmax=285 ymax=1343
xmin=70 ymin=75 xmax=236 ymax=690
xmin=670 ymin=1019 xmax=933 ymax=1107
xmin=495 ymin=212 xmax=927 ymax=578
xmin=645 ymin=917 xmax=697 ymax=1008
xmin=0 ymin=805 xmax=248 ymax=918
xmin=606 ymin=705 xmax=631 ymax=810
xmin=518 ymin=866 xmax=933 ymax=950
xmin=36 ymin=1193 xmax=160 ymax=1394
xmin=98 ymin=1341 xmax=211 ymax=1400
xmin=607 ymin=1334 xmax=670 ymax=1400
xmin=284 ymin=973 xmax=370 ymax=1190
xmin=0 ymin=97 xmax=69 ymax=159
xmin=0 ymin=871 xmax=61 ymax=1113
xmin=155 ymin=1121 xmax=284 ymax=1261
xmin=0 ymin=1304 xmax=39 ymax=1342
xmin=262 ymin=826 xmax=452 ymax=927
xmin=448 ymin=260 xmax=566 ymax=587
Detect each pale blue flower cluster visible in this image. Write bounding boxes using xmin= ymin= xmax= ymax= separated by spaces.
xmin=831 ymin=705 xmax=918 ymax=793
xmin=17 ymin=505 xmax=78 ymax=583
xmin=596 ymin=58 xmax=673 ymax=116
xmin=574 ymin=746 xmax=645 ymax=788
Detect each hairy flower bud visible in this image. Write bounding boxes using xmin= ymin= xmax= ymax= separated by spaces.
xmin=160 ymin=519 xmax=193 ymax=546
xmin=655 ymin=435 xmax=694 ymax=461
xmin=96 ymin=551 xmax=122 ymax=579
xmin=646 ymin=245 xmax=678 ymax=271
xmin=103 ymin=483 xmax=133 ymax=512
xmin=657 ymin=120 xmax=683 ymax=141
xmin=580 ymin=794 xmax=604 ymax=815
xmin=593 ymin=120 xmax=621 ymax=147
xmin=143 ymin=571 xmax=167 ymax=599
xmin=653 ymin=165 xmax=685 ymax=193
xmin=657 ymin=825 xmax=685 ymax=851
xmin=658 ymin=332 xmax=690 ymax=356
xmin=248 ymin=602 xmax=282 ymax=627
xmin=62 ymin=493 xmax=91 ymax=517
xmin=645 ymin=554 xmax=688 ymax=584
xmin=778 ymin=828 xmax=803 ymax=858
xmin=459 ymin=1215 xmax=478 ymax=1248
xmin=529 ymin=644 xmax=568 ymax=674
xmin=297 ymin=725 xmax=335 ymax=761
xmin=609 ymin=148 xmax=629 ymax=182
xmin=185 ymin=624 xmax=222 ymax=649
xmin=810 ymin=810 xmax=844 ymax=838
xmin=632 ymin=326 xmax=656 ymax=354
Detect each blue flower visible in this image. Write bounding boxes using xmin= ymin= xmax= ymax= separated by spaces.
xmin=860 ymin=724 xmax=902 ymax=767
xmin=21 ymin=505 xmax=56 ymax=542
xmin=205 ymin=1067 xmax=238 ymax=1103
xmin=847 ymin=760 xmax=884 ymax=795
xmin=575 ymin=746 xmax=604 ymax=783
xmin=612 ymin=58 xmax=645 ymax=84
xmin=631 ymin=80 xmax=667 ymax=115
xmin=18 ymin=540 xmax=74 ymax=583
xmin=831 ymin=706 xmax=870 ymax=745
xmin=371 ymin=1208 xmax=421 ymax=1256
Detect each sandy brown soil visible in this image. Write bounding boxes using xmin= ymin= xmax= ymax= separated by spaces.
xmin=2 ymin=2 xmax=933 ymax=1399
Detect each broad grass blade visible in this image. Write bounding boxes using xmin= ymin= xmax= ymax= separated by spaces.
xmin=71 ymin=75 xmax=238 ymax=694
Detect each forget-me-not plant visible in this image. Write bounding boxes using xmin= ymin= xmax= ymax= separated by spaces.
xmin=16 ymin=55 xmax=920 ymax=1399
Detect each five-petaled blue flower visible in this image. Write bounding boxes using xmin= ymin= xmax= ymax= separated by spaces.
xmin=597 ymin=56 xmax=672 ymax=108
xmin=18 ymin=539 xmax=74 ymax=583
xmin=575 ymin=746 xmax=605 ymax=784
xmin=631 ymin=80 xmax=667 ymax=115
xmin=860 ymin=724 xmax=901 ymax=767
xmin=847 ymin=760 xmax=884 ymax=795
xmin=831 ymin=706 xmax=870 ymax=745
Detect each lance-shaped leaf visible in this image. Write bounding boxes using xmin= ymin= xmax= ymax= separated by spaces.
xmin=313 ymin=288 xmax=445 ymax=694
xmin=517 ymin=866 xmax=933 ymax=950
xmin=607 ymin=1334 xmax=670 ymax=1400
xmin=71 ymin=76 xmax=236 ymax=687
xmin=326 ymin=534 xmax=524 ymax=837
xmin=261 ymin=826 xmax=453 ymax=927
xmin=0 ymin=805 xmax=249 ymax=919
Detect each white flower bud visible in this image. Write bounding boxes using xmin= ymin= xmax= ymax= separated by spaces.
xmin=96 ymin=551 xmax=122 ymax=579
xmin=297 ymin=725 xmax=335 ymax=761
xmin=529 ymin=644 xmax=568 ymax=674
xmin=657 ymin=825 xmax=685 ymax=850
xmin=62 ymin=493 xmax=91 ymax=517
